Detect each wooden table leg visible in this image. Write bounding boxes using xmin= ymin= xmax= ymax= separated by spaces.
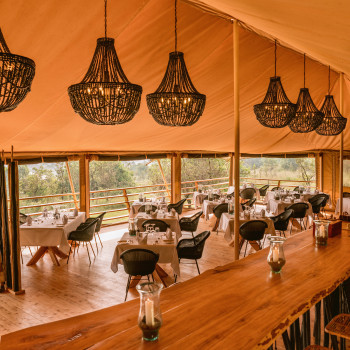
xmin=26 ymin=247 xmax=48 ymax=266
xmin=50 ymin=247 xmax=68 ymax=259
xmin=155 ymin=264 xmax=169 ymax=287
xmin=48 ymin=248 xmax=60 ymax=266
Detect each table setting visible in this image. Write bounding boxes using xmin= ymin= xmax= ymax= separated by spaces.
xmin=129 ymin=197 xmax=168 ymax=218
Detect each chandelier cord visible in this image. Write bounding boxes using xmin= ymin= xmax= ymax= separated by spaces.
xmin=104 ymin=0 xmax=107 ymax=38
xmin=175 ymin=0 xmax=177 ymax=52
xmin=303 ymin=54 xmax=306 ymax=88
xmin=274 ymin=40 xmax=277 ymax=77
xmin=328 ymin=65 xmax=331 ymax=94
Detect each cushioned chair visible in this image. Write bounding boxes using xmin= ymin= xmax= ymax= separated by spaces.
xmin=67 ymin=218 xmax=99 ymax=265
xmin=141 ymin=219 xmax=169 ymax=232
xmin=175 ymin=231 xmax=210 ymax=281
xmin=285 ymin=202 xmax=309 ymax=233
xmin=212 ymin=203 xmax=228 ymax=233
xmin=259 ymin=185 xmax=269 ymax=198
xmin=271 ymin=187 xmax=281 ymax=192
xmin=239 ymin=220 xmax=268 ymax=257
xmin=270 ymin=209 xmax=294 ymax=237
xmin=167 ymin=198 xmax=186 ymax=215
xmin=79 ymin=212 xmax=106 ymax=251
xmin=138 ymin=204 xmax=158 ymax=213
xmin=240 ymin=187 xmax=256 ymax=200
xmin=120 ymin=248 xmax=159 ymax=301
xmin=179 ymin=211 xmax=202 ymax=238
xmin=241 ymin=198 xmax=256 ymax=211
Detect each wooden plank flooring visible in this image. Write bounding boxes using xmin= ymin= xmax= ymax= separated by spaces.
xmin=0 ymin=210 xmax=301 ymax=339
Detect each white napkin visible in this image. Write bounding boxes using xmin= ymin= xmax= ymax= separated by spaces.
xmin=73 ymin=208 xmax=78 ymax=217
xmin=261 ymin=209 xmax=266 ymax=218
xmin=166 ymin=227 xmax=173 ymax=240
xmin=62 ymin=215 xmax=68 ymax=225
xmin=26 ymin=216 xmax=32 ymax=226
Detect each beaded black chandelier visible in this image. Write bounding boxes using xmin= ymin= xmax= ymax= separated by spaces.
xmin=68 ymin=0 xmax=142 ymax=125
xmin=146 ymin=0 xmax=206 ymax=127
xmin=0 ymin=28 xmax=35 ymax=113
xmin=288 ymin=55 xmax=324 ymax=133
xmin=316 ymin=67 xmax=347 ymax=136
xmin=254 ymin=41 xmax=296 ymax=128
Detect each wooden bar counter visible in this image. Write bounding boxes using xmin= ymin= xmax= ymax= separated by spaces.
xmin=1 ymin=229 xmax=350 ymax=349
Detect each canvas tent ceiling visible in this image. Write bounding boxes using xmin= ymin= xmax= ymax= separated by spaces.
xmin=0 ymin=0 xmax=349 ymax=155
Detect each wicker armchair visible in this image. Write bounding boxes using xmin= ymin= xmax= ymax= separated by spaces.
xmin=240 ymin=187 xmax=256 ymax=200
xmin=285 ymin=202 xmax=309 ymax=233
xmin=239 ymin=220 xmax=267 ymax=257
xmin=179 ymin=211 xmax=203 ymax=238
xmin=167 ymin=198 xmax=187 ymax=215
xmin=270 ymin=209 xmax=294 ymax=237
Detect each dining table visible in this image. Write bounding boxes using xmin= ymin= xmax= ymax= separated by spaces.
xmin=202 ymin=199 xmax=221 ymax=220
xmin=128 ymin=200 xmax=168 ymax=218
xmin=111 ymin=231 xmax=180 ymax=287
xmin=20 ymin=212 xmax=86 ymax=266
xmin=335 ymin=197 xmax=350 ymax=214
xmin=135 ymin=212 xmax=182 ymax=240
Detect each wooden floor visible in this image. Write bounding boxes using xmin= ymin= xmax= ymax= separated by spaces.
xmin=0 ymin=209 xmax=302 ymax=339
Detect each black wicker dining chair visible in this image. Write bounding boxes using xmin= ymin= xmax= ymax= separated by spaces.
xmin=179 ymin=211 xmax=203 ymax=238
xmin=175 ymin=231 xmax=210 ymax=281
xmin=141 ymin=219 xmax=170 ymax=232
xmin=212 ymin=203 xmax=228 ymax=233
xmin=293 ymin=186 xmax=300 ymax=192
xmin=239 ymin=220 xmax=268 ymax=257
xmin=19 ymin=212 xmax=28 ymax=225
xmin=211 ymin=193 xmax=221 ymax=200
xmin=259 ymin=185 xmax=269 ymax=198
xmin=241 ymin=198 xmax=256 ymax=211
xmin=167 ymin=198 xmax=187 ymax=215
xmin=240 ymin=187 xmax=256 ymax=200
xmin=67 ymin=218 xmax=99 ymax=265
xmin=138 ymin=204 xmax=158 ymax=213
xmin=309 ymin=194 xmax=329 ymax=219
xmin=270 ymin=209 xmax=294 ymax=237
xmin=271 ymin=187 xmax=282 ymax=192
xmin=78 ymin=212 xmax=106 ymax=251
xmin=120 ymin=248 xmax=159 ymax=301
xmin=285 ymin=202 xmax=309 ymax=233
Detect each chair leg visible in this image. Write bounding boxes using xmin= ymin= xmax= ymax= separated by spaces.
xmin=290 ymin=219 xmax=293 ymax=235
xmin=244 ymin=241 xmax=249 ymax=257
xmin=195 ymin=259 xmax=200 ymax=275
xmin=28 ymin=247 xmax=33 ymax=257
xmin=89 ymin=241 xmax=96 ymax=258
xmin=125 ymin=275 xmax=131 ymax=302
xmin=94 ymin=234 xmax=99 ymax=253
xmin=86 ymin=244 xmax=91 ymax=265
xmin=239 ymin=239 xmax=245 ymax=254
xmin=67 ymin=244 xmax=72 ymax=264
xmin=97 ymin=231 xmax=103 ymax=247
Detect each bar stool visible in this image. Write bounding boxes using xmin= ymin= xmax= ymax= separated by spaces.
xmin=325 ymin=313 xmax=350 ymax=349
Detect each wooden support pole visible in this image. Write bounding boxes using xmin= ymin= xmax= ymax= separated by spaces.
xmin=229 ymin=153 xmax=234 ymax=186
xmin=339 ymin=73 xmax=344 ymax=215
xmin=157 ymin=159 xmax=171 ymax=199
xmin=65 ymin=162 xmax=79 ymax=210
xmin=233 ymin=20 xmax=240 ymax=260
xmin=122 ymin=189 xmax=131 ymax=213
xmin=79 ymin=155 xmax=90 ymax=218
xmin=171 ymin=153 xmax=182 ymax=203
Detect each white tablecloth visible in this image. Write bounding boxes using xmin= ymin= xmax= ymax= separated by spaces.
xmin=110 ymin=232 xmax=180 ymax=275
xmin=202 ymin=200 xmax=221 ymax=220
xmin=264 ymin=191 xmax=319 ymax=204
xmin=218 ymin=213 xmax=275 ymax=242
xmin=135 ymin=213 xmax=182 ymax=240
xmin=228 ymin=186 xmax=260 ymax=200
xmin=129 ymin=201 xmax=167 ymax=218
xmin=266 ymin=199 xmax=313 ymax=218
xmin=20 ymin=212 xmax=86 ymax=254
xmin=335 ymin=198 xmax=350 ymax=214
xmin=192 ymin=192 xmax=208 ymax=209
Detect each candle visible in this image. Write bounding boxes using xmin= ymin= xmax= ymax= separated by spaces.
xmin=145 ymin=299 xmax=154 ymax=327
xmin=320 ymin=225 xmax=325 ymax=237
xmin=272 ymin=246 xmax=279 ymax=262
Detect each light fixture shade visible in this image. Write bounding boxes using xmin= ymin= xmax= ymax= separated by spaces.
xmin=315 ymin=95 xmax=347 ymax=135
xmin=288 ymin=88 xmax=324 ymax=133
xmin=146 ymin=51 xmax=206 ymax=127
xmin=0 ymin=28 xmax=35 ymax=113
xmin=68 ymin=37 xmax=142 ymax=125
xmin=254 ymin=77 xmax=296 ymax=128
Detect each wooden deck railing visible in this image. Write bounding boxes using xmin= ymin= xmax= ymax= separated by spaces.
xmin=17 ymin=177 xmax=316 ymax=226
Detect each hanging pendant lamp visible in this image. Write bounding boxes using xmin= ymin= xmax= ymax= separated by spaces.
xmin=315 ymin=67 xmax=347 ymax=136
xmin=146 ymin=0 xmax=206 ymax=127
xmin=254 ymin=41 xmax=296 ymax=128
xmin=68 ymin=0 xmax=142 ymax=125
xmin=0 ymin=28 xmax=35 ymax=113
xmin=288 ymin=55 xmax=324 ymax=133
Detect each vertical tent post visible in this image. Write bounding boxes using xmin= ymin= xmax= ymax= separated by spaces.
xmin=339 ymin=73 xmax=344 ymax=216
xmin=233 ymin=20 xmax=240 ymax=260
xmin=65 ymin=162 xmax=79 ymax=210
xmin=171 ymin=153 xmax=182 ymax=203
xmin=157 ymin=159 xmax=171 ymax=200
xmin=79 ymin=155 xmax=90 ymax=218
xmin=229 ymin=153 xmax=234 ymax=187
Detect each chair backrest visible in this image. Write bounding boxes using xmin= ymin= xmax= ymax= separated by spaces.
xmin=193 ymin=230 xmax=211 ymax=255
xmin=240 ymin=187 xmax=256 ymax=200
xmin=19 ymin=212 xmax=27 ymax=225
xmin=212 ymin=193 xmax=220 ymax=200
xmin=213 ymin=203 xmax=228 ymax=219
xmin=177 ymin=231 xmax=210 ymax=259
xmin=239 ymin=220 xmax=268 ymax=241
xmin=271 ymin=187 xmax=281 ymax=192
xmin=241 ymin=198 xmax=256 ymax=210
xmin=343 ymin=192 xmax=350 ymax=198
xmin=141 ymin=219 xmax=169 ymax=232
xmin=179 ymin=211 xmax=203 ymax=232
xmin=93 ymin=212 xmax=106 ymax=232
xmin=293 ymin=186 xmax=300 ymax=192
xmin=168 ymin=198 xmax=186 ymax=215
xmin=69 ymin=218 xmax=98 ymax=241
xmin=285 ymin=203 xmax=309 ymax=219
xmin=138 ymin=205 xmax=158 ymax=213
xmin=120 ymin=248 xmax=159 ymax=276
xmin=259 ymin=185 xmax=269 ymax=196
xmin=272 ymin=209 xmax=294 ymax=231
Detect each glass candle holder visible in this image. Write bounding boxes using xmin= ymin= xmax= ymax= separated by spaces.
xmin=128 ymin=218 xmax=136 ymax=236
xmin=137 ymin=282 xmax=163 ymax=341
xmin=229 ymin=200 xmax=234 ymax=215
xmin=267 ymin=236 xmax=286 ymax=274
xmin=314 ymin=220 xmax=330 ymax=246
